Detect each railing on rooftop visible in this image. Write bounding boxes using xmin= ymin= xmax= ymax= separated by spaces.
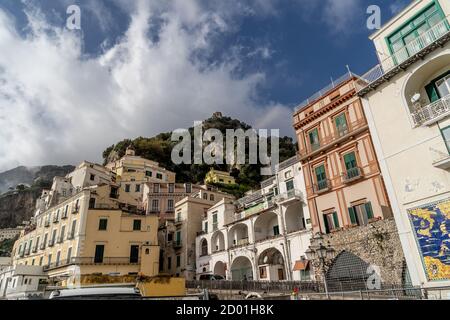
xmin=295 ymin=72 xmax=359 ymax=112
xmin=359 ymin=17 xmax=450 ymax=88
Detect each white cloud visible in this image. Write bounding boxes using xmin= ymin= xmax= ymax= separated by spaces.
xmin=0 ymin=0 xmax=294 ymax=171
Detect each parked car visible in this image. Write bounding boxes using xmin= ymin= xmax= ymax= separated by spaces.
xmin=198 ymin=274 xmax=225 ymax=281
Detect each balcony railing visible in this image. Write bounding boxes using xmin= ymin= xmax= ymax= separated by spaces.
xmin=32 ymin=246 xmax=38 ymax=253
xmin=275 ymin=189 xmax=303 ymax=203
xmin=67 ymin=231 xmax=74 ymax=240
xmin=231 ymin=238 xmax=249 ymax=248
xmin=40 ymin=243 xmax=46 ymax=250
xmin=72 ymin=206 xmax=79 ymax=214
xmin=48 ymin=239 xmax=55 ymax=247
xmin=61 ymin=213 xmax=68 ymax=220
xmin=44 ymin=220 xmax=50 ymax=228
xmin=212 ymin=223 xmax=218 ymax=231
xmin=19 ymin=251 xmax=25 ymax=258
xmin=359 ymin=18 xmax=450 ymax=90
xmin=44 ymin=256 xmax=141 ymax=270
xmin=313 ymin=180 xmax=332 ymax=194
xmin=24 ymin=247 xmax=30 ymax=255
xmin=301 ymin=119 xmax=367 ymax=158
xmin=342 ymin=167 xmax=363 ymax=184
xmin=173 ymin=240 xmax=182 ymax=248
xmin=411 ymin=94 xmax=450 ymax=127
xmin=57 ymin=236 xmax=64 ymax=244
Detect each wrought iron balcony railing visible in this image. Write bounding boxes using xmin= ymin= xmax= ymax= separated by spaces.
xmin=359 ymin=18 xmax=450 ymax=90
xmin=342 ymin=167 xmax=363 ymax=184
xmin=275 ymin=189 xmax=303 ymax=203
xmin=313 ymin=180 xmax=332 ymax=194
xmin=411 ymin=94 xmax=450 ymax=127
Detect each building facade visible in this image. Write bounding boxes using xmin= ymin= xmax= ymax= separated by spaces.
xmin=293 ymin=76 xmax=392 ymax=235
xmin=358 ymin=0 xmax=450 ymax=288
xmin=0 ymin=265 xmax=48 ymax=300
xmin=11 ymin=164 xmax=160 ymax=285
xmin=159 ymin=188 xmax=235 ymax=280
xmin=196 ymin=156 xmax=313 ymax=282
xmin=204 ymin=169 xmax=236 ymax=185
xmin=0 ymin=228 xmax=23 ymax=242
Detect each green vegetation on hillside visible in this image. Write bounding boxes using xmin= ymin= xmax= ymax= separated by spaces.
xmin=103 ymin=115 xmax=297 ymax=191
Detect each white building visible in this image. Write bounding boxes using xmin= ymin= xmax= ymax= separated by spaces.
xmin=0 ymin=228 xmax=23 ymax=242
xmin=358 ymin=0 xmax=450 ymax=289
xmin=195 ymin=156 xmax=313 ymax=281
xmin=0 ymin=265 xmax=48 ymax=300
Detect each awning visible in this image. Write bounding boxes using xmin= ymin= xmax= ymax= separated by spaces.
xmin=293 ymin=260 xmax=309 ymax=271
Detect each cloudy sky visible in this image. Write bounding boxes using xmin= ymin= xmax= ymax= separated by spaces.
xmin=0 ymin=0 xmax=410 ymax=172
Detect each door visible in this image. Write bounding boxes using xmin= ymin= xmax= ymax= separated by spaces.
xmin=94 ymin=245 xmax=104 ymax=263
xmin=278 ymin=268 xmax=285 ymax=281
xmin=130 ymin=245 xmax=139 ymax=264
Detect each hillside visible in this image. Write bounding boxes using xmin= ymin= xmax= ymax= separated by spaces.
xmin=0 ymin=165 xmax=74 ymax=228
xmin=103 ymin=114 xmax=297 ymax=193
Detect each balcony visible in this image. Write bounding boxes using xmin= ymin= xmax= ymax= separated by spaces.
xmin=411 ymin=95 xmax=450 ymax=127
xmin=48 ymin=240 xmax=55 ymax=247
xmin=57 ymin=236 xmax=64 ymax=244
xmin=212 ymin=223 xmax=218 ymax=232
xmin=359 ymin=17 xmax=450 ymax=95
xmin=67 ymin=231 xmax=74 ymax=240
xmin=174 ymin=217 xmax=183 ymax=225
xmin=275 ymin=189 xmax=303 ymax=204
xmin=19 ymin=251 xmax=25 ymax=258
xmin=300 ymin=119 xmax=368 ymax=160
xmin=342 ymin=167 xmax=363 ymax=184
xmin=430 ymin=140 xmax=450 ymax=170
xmin=44 ymin=220 xmax=50 ymax=228
xmin=53 ymin=216 xmax=59 ymax=224
xmin=32 ymin=246 xmax=38 ymax=253
xmin=72 ymin=206 xmax=79 ymax=214
xmin=313 ymin=180 xmax=332 ymax=194
xmin=24 ymin=247 xmax=30 ymax=256
xmin=61 ymin=213 xmax=68 ymax=220
xmin=173 ymin=240 xmax=182 ymax=249
xmin=231 ymin=238 xmax=249 ymax=249
xmin=44 ymin=257 xmax=142 ymax=270
xmin=40 ymin=243 xmax=46 ymax=250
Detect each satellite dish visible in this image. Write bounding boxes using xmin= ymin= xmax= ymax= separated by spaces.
xmin=411 ymin=93 xmax=421 ymax=104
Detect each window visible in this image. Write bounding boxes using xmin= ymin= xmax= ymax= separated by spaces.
xmin=94 ymin=245 xmax=104 ymax=263
xmin=51 ymin=229 xmax=57 ymax=244
xmin=151 ymin=199 xmax=159 ymax=212
xmin=201 ymin=240 xmax=208 ymax=256
xmin=323 ymin=212 xmax=339 ymax=233
xmin=167 ymin=233 xmax=173 ymax=242
xmin=185 ymin=183 xmax=192 ymax=193
xmin=343 ymin=152 xmax=360 ymax=180
xmin=39 ymin=257 xmax=43 ymax=266
xmin=168 ymin=183 xmax=174 ymax=193
xmin=175 ymin=231 xmax=181 ymax=245
xmin=348 ymin=202 xmax=374 ymax=227
xmin=89 ymin=198 xmax=96 ymax=209
xmin=146 ymin=170 xmax=152 ymax=177
xmin=387 ymin=2 xmax=447 ymax=64
xmin=259 ymin=267 xmax=267 ymax=279
xmin=176 ymin=255 xmax=181 ymax=267
xmin=43 ymin=234 xmax=48 ymax=249
xmin=273 ymin=225 xmax=280 ymax=236
xmin=210 ymin=194 xmax=214 ymax=201
xmin=130 ymin=245 xmax=139 ymax=263
xmin=167 ymin=257 xmax=172 ymax=270
xmin=426 ymin=71 xmax=450 ymax=103
xmin=90 ymin=174 xmax=95 ymax=181
xmin=135 ymin=184 xmax=141 ymax=193
xmin=335 ymin=113 xmax=348 ymax=137
xmin=204 ymin=221 xmax=208 ymax=233
xmin=155 ymin=173 xmax=162 ymax=180
xmin=70 ymin=220 xmax=77 ymax=238
xmin=56 ymin=251 xmax=61 ymax=266
xmin=308 ymin=128 xmax=320 ymax=151
xmin=212 ymin=213 xmax=218 ymax=231
xmin=48 ymin=254 xmax=52 ymax=267
xmin=286 ymin=180 xmax=294 ymax=191
xmin=203 ymin=193 xmax=208 ymax=200
xmin=125 ymin=184 xmax=131 ymax=193
xmin=59 ymin=225 xmax=65 ymax=242
xmin=441 ymin=126 xmax=450 ymax=153
xmin=167 ymin=199 xmax=174 ymax=212
xmin=67 ymin=247 xmax=72 ymax=262
xmin=98 ymin=219 xmax=108 ymax=231
xmin=315 ymin=165 xmax=328 ymax=191
xmin=153 ymin=184 xmax=160 ymax=193
xmin=133 ymin=220 xmax=142 ymax=231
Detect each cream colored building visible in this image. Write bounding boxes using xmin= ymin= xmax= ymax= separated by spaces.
xmin=196 ymin=156 xmax=312 ymax=281
xmin=358 ymin=0 xmax=450 ymax=289
xmin=159 ymin=187 xmax=235 ymax=280
xmin=12 ymin=165 xmax=160 ymax=285
xmin=106 ymin=146 xmax=176 ymax=205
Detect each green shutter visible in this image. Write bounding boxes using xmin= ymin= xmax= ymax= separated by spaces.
xmin=365 ymin=202 xmax=374 ymax=220
xmin=315 ymin=165 xmax=326 ymax=182
xmin=348 ymin=207 xmax=357 ymax=225
xmin=425 ymin=83 xmax=440 ymax=102
xmin=323 ymin=215 xmax=330 ymax=234
xmin=333 ymin=212 xmax=340 ymax=228
xmin=344 ymin=152 xmax=357 ymax=170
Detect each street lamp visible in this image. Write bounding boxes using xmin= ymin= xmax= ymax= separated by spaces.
xmin=305 ymin=235 xmax=336 ymax=299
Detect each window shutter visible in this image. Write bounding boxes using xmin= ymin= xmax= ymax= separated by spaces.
xmin=332 ymin=212 xmax=340 ymax=228
xmin=323 ymin=215 xmax=330 ymax=234
xmin=365 ymin=202 xmax=374 ymax=220
xmin=348 ymin=207 xmax=357 ymax=225
xmin=425 ymin=83 xmax=439 ymax=102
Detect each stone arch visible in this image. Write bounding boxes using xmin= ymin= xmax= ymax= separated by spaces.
xmin=211 ymin=230 xmax=225 ymax=252
xmin=284 ymin=202 xmax=305 ymax=233
xmin=228 ymin=223 xmax=249 ymax=247
xmin=254 ymin=211 xmax=279 ymax=242
xmin=230 ymin=256 xmax=253 ymax=280
xmin=257 ymin=247 xmax=285 ymax=281
xmin=325 ymin=251 xmax=371 ymax=292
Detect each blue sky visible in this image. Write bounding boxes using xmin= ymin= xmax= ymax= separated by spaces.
xmin=0 ymin=0 xmax=411 ymax=170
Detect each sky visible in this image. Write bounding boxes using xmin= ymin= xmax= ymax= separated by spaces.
xmin=0 ymin=0 xmax=411 ymax=172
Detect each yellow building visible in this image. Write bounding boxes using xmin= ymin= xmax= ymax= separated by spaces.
xmin=204 ymin=169 xmax=236 ymax=185
xmin=12 ymin=179 xmax=159 ymax=285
